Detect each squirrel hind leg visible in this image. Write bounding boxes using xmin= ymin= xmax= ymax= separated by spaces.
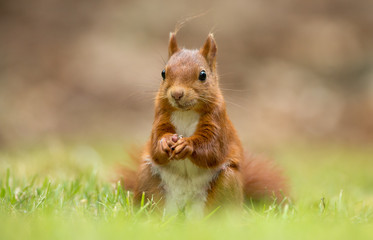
xmin=241 ymin=154 xmax=289 ymax=203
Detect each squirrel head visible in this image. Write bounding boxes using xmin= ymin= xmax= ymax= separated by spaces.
xmin=158 ymin=32 xmax=223 ymax=112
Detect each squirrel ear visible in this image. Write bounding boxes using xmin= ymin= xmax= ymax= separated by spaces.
xmin=168 ymin=32 xmax=179 ymax=58
xmin=200 ymin=33 xmax=217 ymax=69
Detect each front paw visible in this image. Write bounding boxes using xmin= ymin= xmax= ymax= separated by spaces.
xmin=169 ymin=137 xmax=193 ymax=160
xmin=159 ymin=134 xmax=178 ymax=157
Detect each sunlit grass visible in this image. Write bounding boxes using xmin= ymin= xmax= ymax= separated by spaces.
xmin=1 ymin=141 xmax=373 ymax=240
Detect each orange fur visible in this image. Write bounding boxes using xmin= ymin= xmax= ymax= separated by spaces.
xmin=116 ymin=146 xmax=142 ymax=192
xmin=118 ymin=32 xmax=289 ymax=214
xmin=241 ymin=154 xmax=288 ymax=202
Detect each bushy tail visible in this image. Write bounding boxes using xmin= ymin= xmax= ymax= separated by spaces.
xmin=116 ymin=147 xmax=142 ymax=192
xmin=117 ymin=165 xmax=137 ymax=192
xmin=241 ymin=154 xmax=289 ymax=202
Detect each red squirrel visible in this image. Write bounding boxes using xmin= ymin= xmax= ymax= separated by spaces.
xmin=121 ymin=32 xmax=288 ymax=217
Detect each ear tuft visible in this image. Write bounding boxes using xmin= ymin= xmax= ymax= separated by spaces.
xmin=200 ymin=33 xmax=217 ymax=69
xmin=168 ymin=32 xmax=179 ymax=58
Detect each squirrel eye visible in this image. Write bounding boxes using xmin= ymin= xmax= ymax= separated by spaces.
xmin=161 ymin=69 xmax=166 ymax=80
xmin=199 ymin=70 xmax=206 ymax=81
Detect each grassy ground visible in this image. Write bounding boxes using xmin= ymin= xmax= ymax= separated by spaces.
xmin=1 ymin=140 xmax=373 ymax=240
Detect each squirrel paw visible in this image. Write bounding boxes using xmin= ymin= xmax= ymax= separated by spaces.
xmin=169 ymin=138 xmax=193 ymax=160
xmin=159 ymin=134 xmax=178 ymax=157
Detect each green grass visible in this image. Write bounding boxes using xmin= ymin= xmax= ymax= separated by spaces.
xmin=1 ymin=141 xmax=373 ymax=240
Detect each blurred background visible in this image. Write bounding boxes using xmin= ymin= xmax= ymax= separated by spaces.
xmin=1 ymin=0 xmax=373 ymax=149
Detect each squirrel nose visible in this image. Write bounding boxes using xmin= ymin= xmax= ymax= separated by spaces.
xmin=171 ymin=90 xmax=184 ymax=100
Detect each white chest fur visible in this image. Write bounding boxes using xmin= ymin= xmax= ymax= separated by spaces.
xmin=151 ymin=110 xmax=218 ymax=218
xmin=170 ymin=110 xmax=200 ymax=137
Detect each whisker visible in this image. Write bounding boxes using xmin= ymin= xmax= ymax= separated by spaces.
xmin=200 ymin=95 xmax=249 ymax=111
xmin=219 ymin=88 xmax=250 ymax=92
xmin=160 ymin=55 xmax=167 ymax=65
xmin=198 ymin=96 xmax=216 ymax=105
xmin=224 ymin=99 xmax=248 ymax=111
xmin=148 ymin=48 xmax=167 ymax=68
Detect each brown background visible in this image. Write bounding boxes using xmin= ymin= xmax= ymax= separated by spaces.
xmin=1 ymin=0 xmax=373 ymax=148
